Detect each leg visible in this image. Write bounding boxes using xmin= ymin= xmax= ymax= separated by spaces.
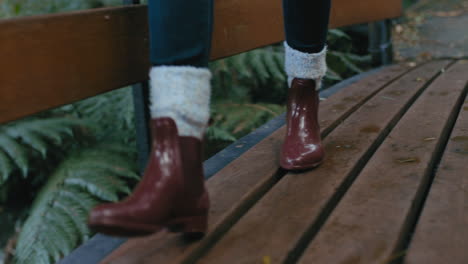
xmin=280 ymin=0 xmax=331 ymax=170
xmin=88 ymin=0 xmax=213 ymax=237
xmin=283 ymin=0 xmax=331 ymax=53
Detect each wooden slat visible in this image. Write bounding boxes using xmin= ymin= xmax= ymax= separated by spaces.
xmin=101 ymin=64 xmax=410 ymax=264
xmin=405 ymin=62 xmax=468 ymax=264
xmin=0 ymin=0 xmax=402 ymax=124
xmin=194 ymin=61 xmax=450 ymax=264
xmin=212 ymin=0 xmax=402 ymax=60
xmin=298 ymin=60 xmax=468 ymax=264
xmin=0 ymin=6 xmax=150 ymax=124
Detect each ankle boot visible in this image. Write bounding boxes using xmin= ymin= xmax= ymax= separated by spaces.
xmin=88 ymin=117 xmax=209 ymax=237
xmin=280 ymin=78 xmax=324 ymax=170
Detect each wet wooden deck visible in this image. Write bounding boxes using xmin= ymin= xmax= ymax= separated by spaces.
xmin=101 ymin=59 xmax=468 ymax=264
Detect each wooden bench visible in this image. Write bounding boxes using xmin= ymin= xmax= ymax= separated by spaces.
xmin=8 ymin=1 xmax=467 ymax=264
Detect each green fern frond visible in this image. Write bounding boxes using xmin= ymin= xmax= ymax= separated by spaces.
xmin=248 ymin=50 xmax=273 ymax=84
xmin=65 ymin=173 xmax=119 ymax=202
xmin=328 ymin=29 xmax=351 ymax=40
xmin=16 ymin=130 xmax=49 ymax=157
xmin=14 ymin=144 xmax=138 ymax=264
xmin=84 ymin=161 xmax=140 ymax=180
xmin=328 ymin=51 xmax=365 ymax=74
xmin=0 ymin=133 xmax=29 ymax=177
xmin=0 ymin=149 xmax=14 ymax=182
xmin=229 ymin=53 xmax=253 ymax=78
xmin=8 ymin=118 xmax=85 ymax=143
xmin=0 ymin=117 xmax=86 ymax=184
xmin=345 ymin=53 xmax=372 ymax=63
xmin=72 ymin=88 xmax=136 ymax=143
xmin=53 ymin=197 xmax=90 ymax=241
xmin=211 ymin=102 xmax=284 ymax=138
xmin=206 ymin=126 xmax=237 ymax=142
xmin=210 ymin=46 xmax=287 ymax=103
xmin=326 ymin=68 xmax=343 ymax=81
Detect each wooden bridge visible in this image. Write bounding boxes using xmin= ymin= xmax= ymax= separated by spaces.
xmin=1 ymin=0 xmax=468 ymax=263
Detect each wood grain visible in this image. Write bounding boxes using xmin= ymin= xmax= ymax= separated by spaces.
xmin=192 ymin=61 xmax=451 ymax=264
xmin=0 ymin=0 xmax=402 ymax=124
xmin=0 ymin=6 xmax=150 ymax=124
xmin=298 ymin=60 xmax=468 ymax=264
xmin=101 ymin=65 xmax=409 ymax=264
xmin=212 ymin=0 xmax=402 ymax=59
xmin=405 ymin=62 xmax=468 ymax=264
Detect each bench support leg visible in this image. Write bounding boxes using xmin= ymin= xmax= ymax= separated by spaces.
xmin=124 ymin=0 xmax=152 ymax=172
xmin=368 ymin=19 xmax=394 ymax=66
xmin=132 ymin=82 xmax=151 ymax=172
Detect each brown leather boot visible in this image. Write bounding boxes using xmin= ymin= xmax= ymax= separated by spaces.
xmin=88 ymin=117 xmax=209 ymax=237
xmin=280 ymin=78 xmax=324 ymax=170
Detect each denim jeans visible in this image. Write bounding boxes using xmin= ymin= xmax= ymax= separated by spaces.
xmin=148 ymin=0 xmax=331 ymax=67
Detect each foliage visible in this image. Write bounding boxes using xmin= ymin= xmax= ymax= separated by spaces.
xmin=71 ymin=88 xmax=137 ymax=143
xmin=210 ymin=46 xmax=287 ymax=103
xmin=14 ymin=145 xmax=138 ymax=264
xmin=0 ymin=0 xmax=122 ymax=17
xmin=0 ymin=90 xmax=139 ymax=263
xmin=326 ymin=29 xmax=372 ymax=82
xmin=0 ymin=118 xmax=84 ymax=184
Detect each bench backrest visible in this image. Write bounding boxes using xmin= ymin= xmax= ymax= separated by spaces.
xmin=0 ymin=0 xmax=401 ymax=124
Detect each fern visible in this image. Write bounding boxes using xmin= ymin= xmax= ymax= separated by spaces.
xmin=0 ymin=118 xmax=85 ymax=184
xmin=71 ymin=88 xmax=136 ymax=144
xmin=0 ymin=0 xmax=122 ymax=18
xmin=210 ymin=45 xmax=287 ymax=103
xmin=206 ymin=126 xmax=237 ymax=143
xmin=14 ymin=144 xmax=138 ymax=264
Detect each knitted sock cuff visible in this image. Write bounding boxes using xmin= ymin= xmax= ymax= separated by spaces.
xmin=149 ymin=66 xmax=212 ymax=139
xmin=284 ymin=42 xmax=327 ymax=84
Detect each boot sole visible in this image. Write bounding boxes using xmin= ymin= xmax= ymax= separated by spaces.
xmin=280 ymin=160 xmax=323 ymax=171
xmin=89 ymin=214 xmax=208 ymax=238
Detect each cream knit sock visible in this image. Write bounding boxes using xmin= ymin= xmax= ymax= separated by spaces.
xmin=149 ymin=66 xmax=212 ymax=139
xmin=284 ymin=42 xmax=327 ymax=89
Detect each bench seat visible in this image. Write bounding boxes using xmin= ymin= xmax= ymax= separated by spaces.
xmin=60 ymin=59 xmax=468 ymax=264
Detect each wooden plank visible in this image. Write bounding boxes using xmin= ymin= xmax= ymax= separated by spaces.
xmin=212 ymin=0 xmax=402 ymax=60
xmin=101 ymin=65 xmax=410 ymax=264
xmin=194 ymin=61 xmax=451 ymax=264
xmin=405 ymin=62 xmax=468 ymax=264
xmin=298 ymin=60 xmax=468 ymax=264
xmin=0 ymin=6 xmax=150 ymax=124
xmin=0 ymin=0 xmax=402 ymax=124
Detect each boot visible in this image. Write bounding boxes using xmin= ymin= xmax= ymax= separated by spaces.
xmin=280 ymin=78 xmax=324 ymax=170
xmin=88 ymin=117 xmax=209 ymax=237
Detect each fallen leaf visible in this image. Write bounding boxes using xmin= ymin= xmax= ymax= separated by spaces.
xmin=396 ymin=158 xmax=419 ymax=163
xmin=395 ymin=24 xmax=404 ymax=34
xmin=433 ymin=10 xmax=464 ymax=17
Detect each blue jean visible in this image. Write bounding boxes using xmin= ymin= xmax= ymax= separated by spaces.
xmin=148 ymin=0 xmax=331 ymax=67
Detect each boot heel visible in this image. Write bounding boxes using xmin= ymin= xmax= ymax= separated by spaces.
xmin=182 ymin=215 xmax=208 ymax=233
xmin=182 ymin=215 xmax=208 ymax=240
xmin=167 ymin=214 xmax=208 ymax=238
